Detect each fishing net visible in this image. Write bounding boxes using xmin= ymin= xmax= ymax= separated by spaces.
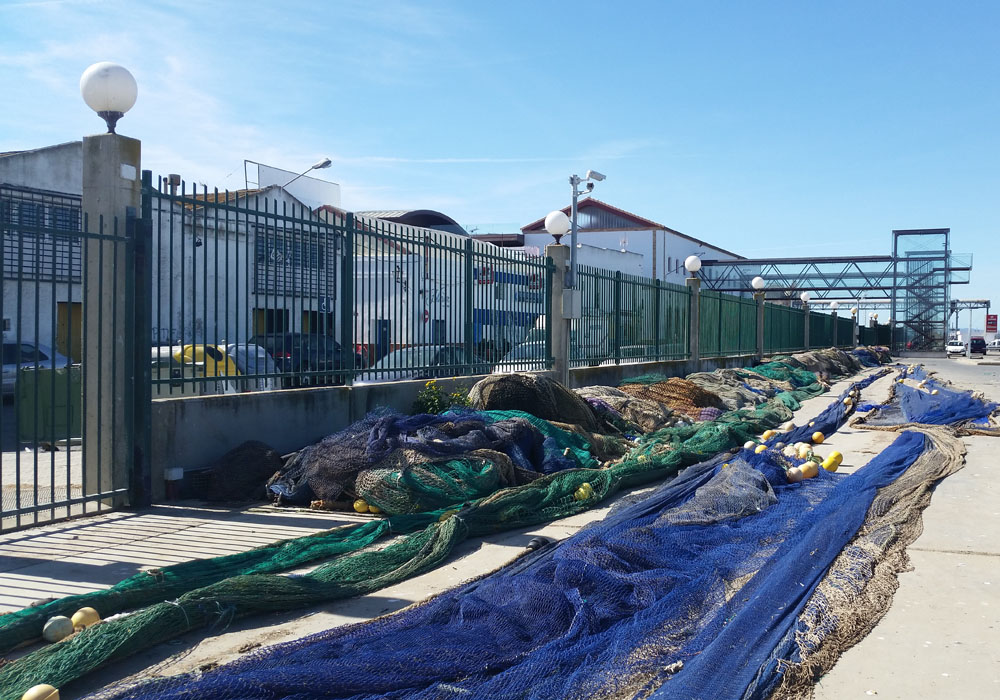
xmin=774 ymin=427 xmax=966 ymax=699
xmin=781 ymin=348 xmax=863 ymax=378
xmin=468 ymin=372 xmax=599 ymax=432
xmin=618 ymin=375 xmax=727 ymax=421
xmin=267 ymin=409 xmax=590 ymax=508
xmin=685 ymin=368 xmax=772 ymax=410
xmin=853 ymin=368 xmax=999 ymax=433
xmin=574 ymin=385 xmax=680 ymax=433
xmin=92 ymin=430 xmax=933 ymax=700
xmin=0 ymin=363 xmax=891 ymax=696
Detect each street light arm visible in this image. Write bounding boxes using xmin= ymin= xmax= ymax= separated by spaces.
xmin=281 ymin=157 xmax=332 ymax=188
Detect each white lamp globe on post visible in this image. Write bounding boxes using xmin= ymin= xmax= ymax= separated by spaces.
xmin=829 ymin=301 xmax=840 ymax=311
xmin=684 ymin=255 xmax=702 ymax=277
xmin=544 ymin=210 xmax=571 ymax=245
xmin=80 ymin=62 xmax=138 ymax=134
xmin=751 ymin=276 xmax=765 ymax=291
xmin=850 ymin=306 xmax=858 ymax=316
xmin=799 ymin=291 xmax=811 ymax=304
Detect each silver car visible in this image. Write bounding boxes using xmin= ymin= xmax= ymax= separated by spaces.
xmin=2 ymin=342 xmax=72 ymax=395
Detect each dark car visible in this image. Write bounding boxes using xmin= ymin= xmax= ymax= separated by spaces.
xmin=970 ymin=336 xmax=987 ymax=354
xmin=357 ymin=344 xmax=490 ymax=383
xmin=249 ymin=333 xmax=364 ymax=387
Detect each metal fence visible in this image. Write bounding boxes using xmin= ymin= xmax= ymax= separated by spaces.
xmin=570 ymin=266 xmax=689 ymax=367
xmin=809 ymin=310 xmax=835 ymax=348
xmin=763 ymin=302 xmax=806 ymax=354
xmin=700 ymin=290 xmax=757 ymax=357
xmin=1 ymin=186 xmax=133 ymax=531
xmin=143 ymin=175 xmax=552 ymax=392
xmin=837 ymin=316 xmax=854 ymax=347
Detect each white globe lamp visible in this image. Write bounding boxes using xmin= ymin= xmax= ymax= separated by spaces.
xmin=751 ymin=276 xmax=765 ymax=291
xmin=544 ymin=210 xmax=571 ymax=244
xmin=80 ymin=62 xmax=138 ymax=134
xmin=799 ymin=291 xmax=811 ymax=303
xmin=683 ymin=255 xmax=701 ymax=274
xmin=829 ymin=301 xmax=840 ymax=310
xmin=850 ymin=306 xmax=858 ymax=316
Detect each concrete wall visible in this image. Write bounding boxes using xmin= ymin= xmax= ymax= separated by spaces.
xmin=0 ymin=142 xmax=83 ymax=194
xmin=149 ymin=353 xmax=757 ymax=499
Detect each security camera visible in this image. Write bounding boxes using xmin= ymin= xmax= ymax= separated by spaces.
xmin=586 ymin=182 xmax=595 ymax=192
xmin=585 ymin=169 xmax=606 ymax=182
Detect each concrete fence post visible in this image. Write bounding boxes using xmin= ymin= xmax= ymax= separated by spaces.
xmin=754 ymin=291 xmax=765 ymax=361
xmin=832 ymin=310 xmax=838 ymax=348
xmin=82 ymin=133 xmax=141 ymax=507
xmin=686 ymin=276 xmax=701 ymax=364
xmin=545 ymin=244 xmax=571 ymax=386
xmin=802 ymin=302 xmax=810 ymax=350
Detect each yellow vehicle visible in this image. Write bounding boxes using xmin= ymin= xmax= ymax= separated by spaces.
xmin=151 ymin=344 xmax=240 ymax=398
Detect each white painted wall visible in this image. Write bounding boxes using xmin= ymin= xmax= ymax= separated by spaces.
xmin=523 ymin=227 xmax=739 ymax=284
xmin=0 ymin=142 xmax=83 ymax=195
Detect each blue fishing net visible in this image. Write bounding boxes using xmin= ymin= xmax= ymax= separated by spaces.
xmin=102 ymin=431 xmax=928 ymax=700
xmin=863 ymin=372 xmax=997 ymax=427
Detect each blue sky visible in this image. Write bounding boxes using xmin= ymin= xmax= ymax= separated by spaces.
xmin=1 ymin=0 xmax=997 ymax=322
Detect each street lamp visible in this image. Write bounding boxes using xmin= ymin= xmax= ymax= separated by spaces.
xmin=751 ymin=276 xmax=765 ymax=291
xmin=684 ymin=255 xmax=702 ymax=276
xmin=830 ymin=301 xmax=840 ymax=311
xmin=562 ymin=170 xmax=606 ymax=288
xmin=80 ymin=62 xmax=138 ymax=134
xmin=799 ymin=291 xmax=811 ymax=304
xmin=282 ymin=157 xmax=332 ymax=187
xmin=544 ymin=210 xmax=571 ymax=245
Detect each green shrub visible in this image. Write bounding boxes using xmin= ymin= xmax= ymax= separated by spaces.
xmin=412 ymin=379 xmax=472 ymax=415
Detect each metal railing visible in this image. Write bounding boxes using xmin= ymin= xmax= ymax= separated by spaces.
xmin=763 ymin=302 xmax=806 ymax=354
xmin=143 ymin=175 xmax=552 ymax=391
xmin=700 ymin=290 xmax=756 ymax=357
xmin=570 ymin=266 xmax=689 ymax=367
xmin=1 ymin=190 xmax=132 ymax=530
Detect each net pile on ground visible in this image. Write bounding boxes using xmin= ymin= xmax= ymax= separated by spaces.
xmin=684 ymin=368 xmax=774 ymax=410
xmin=618 ymin=375 xmax=728 ymax=421
xmin=854 ymin=366 xmax=999 ymax=433
xmin=268 ymin=409 xmax=600 ymax=511
xmin=0 ymin=357 xmax=891 ymax=695
xmin=0 ymin=370 xmax=880 ymax=697
xmin=91 ymin=429 xmax=936 ymax=700
xmin=574 ymin=385 xmax=678 ymax=433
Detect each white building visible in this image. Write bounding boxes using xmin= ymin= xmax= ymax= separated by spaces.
xmin=520 ymin=198 xmax=742 ymax=283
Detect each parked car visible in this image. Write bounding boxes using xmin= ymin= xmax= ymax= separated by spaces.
xmin=495 ymin=341 xmax=548 ymax=373
xmin=2 ymin=342 xmax=72 ymax=396
xmin=225 ymin=343 xmax=280 ymax=392
xmin=986 ymin=339 xmax=1000 ymax=353
xmin=151 ymin=344 xmax=241 ymax=397
xmin=945 ymin=339 xmax=966 ymax=356
xmin=249 ymin=333 xmax=364 ymax=387
xmin=970 ymin=336 xmax=987 ymax=354
xmin=357 ymin=344 xmax=490 ymax=383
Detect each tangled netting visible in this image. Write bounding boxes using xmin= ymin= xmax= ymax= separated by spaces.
xmin=853 ymin=364 xmax=1000 ymax=434
xmin=618 ymin=375 xmax=728 ymax=422
xmin=267 ymin=409 xmax=599 ymax=510
xmin=468 ymin=372 xmax=599 ymax=431
xmin=0 ymin=350 xmax=888 ymax=698
xmin=574 ymin=385 xmax=679 ymax=433
xmin=94 ymin=430 xmax=933 ymax=700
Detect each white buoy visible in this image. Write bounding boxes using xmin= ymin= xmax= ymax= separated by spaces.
xmin=21 ymin=685 xmax=59 ymax=700
xmin=42 ymin=616 xmax=74 ymax=643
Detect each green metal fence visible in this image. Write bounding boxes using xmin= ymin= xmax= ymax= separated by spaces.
xmin=809 ymin=310 xmax=835 ymax=348
xmin=571 ymin=266 xmax=689 ymax=367
xmin=1 ymin=185 xmax=134 ymax=531
xmin=700 ymin=290 xmax=757 ymax=357
xmin=837 ymin=316 xmax=854 ymax=347
xmin=143 ymin=174 xmax=552 ymax=390
xmin=763 ymin=302 xmax=806 ymax=354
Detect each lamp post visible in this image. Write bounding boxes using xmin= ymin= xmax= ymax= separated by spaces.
xmin=80 ymin=62 xmax=138 ymax=134
xmin=751 ymin=276 xmax=765 ymax=358
xmin=546 ymin=170 xmax=605 ymax=289
xmin=800 ymin=291 xmax=811 ymax=349
xmin=80 ymin=62 xmax=145 ymax=505
xmin=830 ymin=301 xmax=840 ymax=347
xmin=282 ymin=157 xmax=332 ymax=188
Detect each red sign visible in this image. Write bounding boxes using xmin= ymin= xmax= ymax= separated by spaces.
xmin=986 ymin=314 xmax=997 ymax=334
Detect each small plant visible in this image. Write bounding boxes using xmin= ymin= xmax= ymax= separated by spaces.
xmin=412 ymin=379 xmax=472 ymax=415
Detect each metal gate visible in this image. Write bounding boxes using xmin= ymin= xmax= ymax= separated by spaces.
xmin=0 ymin=184 xmax=143 ymax=531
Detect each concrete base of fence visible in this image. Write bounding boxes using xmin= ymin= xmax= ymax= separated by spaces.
xmin=149 ymin=353 xmax=759 ymax=500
